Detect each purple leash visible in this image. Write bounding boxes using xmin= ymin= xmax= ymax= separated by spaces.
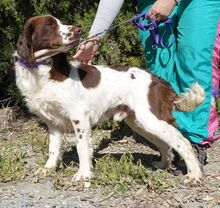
xmin=133 ymin=12 xmax=175 ymax=49
xmin=86 ymin=11 xmax=174 ymax=50
xmin=91 ymin=13 xmax=148 ymax=37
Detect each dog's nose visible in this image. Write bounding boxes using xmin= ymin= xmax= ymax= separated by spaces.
xmin=71 ymin=26 xmax=81 ymax=35
xmin=75 ymin=27 xmax=81 ymax=34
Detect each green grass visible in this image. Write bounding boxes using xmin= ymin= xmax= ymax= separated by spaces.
xmin=0 ymin=119 xmax=177 ymax=194
xmin=93 ymin=153 xmax=176 ymax=193
xmin=0 ymin=142 xmax=27 ymax=182
xmin=51 ymin=153 xmax=176 ymax=193
xmin=52 ymin=161 xmax=78 ymax=190
xmin=0 ymin=120 xmax=48 ymax=182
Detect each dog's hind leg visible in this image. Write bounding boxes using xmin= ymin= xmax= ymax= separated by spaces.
xmin=125 ymin=116 xmax=173 ymax=170
xmin=125 ymin=112 xmax=202 ymax=184
xmin=152 ymin=141 xmax=173 ymax=170
xmin=71 ymin=116 xmax=93 ymax=182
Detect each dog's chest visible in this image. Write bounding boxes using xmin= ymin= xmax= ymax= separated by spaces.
xmin=15 ymin=64 xmax=73 ymax=127
xmin=26 ymin=90 xmax=73 ymax=129
xmin=15 ymin=64 xmax=50 ymax=97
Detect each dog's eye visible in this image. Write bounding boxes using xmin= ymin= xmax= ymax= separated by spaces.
xmin=45 ymin=21 xmax=56 ymax=28
xmin=45 ymin=22 xmax=55 ymax=27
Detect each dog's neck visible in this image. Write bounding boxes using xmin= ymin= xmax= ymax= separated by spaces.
xmin=15 ymin=50 xmax=71 ymax=82
xmin=16 ymin=57 xmax=49 ymax=68
xmin=15 ymin=52 xmax=71 ymax=99
xmin=49 ymin=53 xmax=71 ymax=82
xmin=14 ymin=51 xmax=52 ymax=69
xmin=15 ymin=51 xmax=69 ymax=70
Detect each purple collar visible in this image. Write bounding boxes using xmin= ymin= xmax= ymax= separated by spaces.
xmin=17 ymin=58 xmax=48 ymax=68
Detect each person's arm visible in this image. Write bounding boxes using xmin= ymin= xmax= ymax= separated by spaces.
xmin=89 ymin=0 xmax=124 ymax=38
xmin=73 ymin=0 xmax=124 ymax=64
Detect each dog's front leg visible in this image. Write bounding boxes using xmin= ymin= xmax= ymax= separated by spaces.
xmin=44 ymin=124 xmax=64 ymax=169
xmin=35 ymin=124 xmax=64 ymax=177
xmin=71 ymin=116 xmax=93 ymax=182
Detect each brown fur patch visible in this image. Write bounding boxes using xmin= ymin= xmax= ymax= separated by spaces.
xmin=130 ymin=73 xmax=136 ymax=79
xmin=50 ymin=53 xmax=70 ymax=81
xmin=78 ymin=64 xmax=101 ymax=88
xmin=148 ymin=75 xmax=178 ymax=125
xmin=72 ymin=120 xmax=80 ymax=125
xmin=115 ymin=105 xmax=131 ymax=115
xmin=30 ymin=16 xmax=64 ymax=52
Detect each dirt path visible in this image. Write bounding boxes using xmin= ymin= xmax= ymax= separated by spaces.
xmin=0 ymin=108 xmax=220 ymax=208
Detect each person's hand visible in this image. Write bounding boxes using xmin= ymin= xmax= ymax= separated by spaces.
xmin=149 ymin=0 xmax=177 ymax=22
xmin=72 ymin=35 xmax=100 ymax=65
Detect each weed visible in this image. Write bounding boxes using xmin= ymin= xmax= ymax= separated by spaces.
xmin=52 ymin=161 xmax=78 ymax=190
xmin=20 ymin=120 xmax=48 ymax=165
xmin=29 ymin=135 xmax=48 ymax=165
xmin=93 ymin=153 xmax=176 ymax=193
xmin=0 ymin=142 xmax=27 ymax=182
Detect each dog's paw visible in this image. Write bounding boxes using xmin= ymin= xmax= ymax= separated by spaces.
xmin=72 ymin=170 xmax=93 ymax=189
xmin=44 ymin=159 xmax=58 ymax=169
xmin=72 ymin=170 xmax=93 ymax=182
xmin=182 ymin=174 xmax=202 ymax=186
xmin=35 ymin=167 xmax=48 ymax=178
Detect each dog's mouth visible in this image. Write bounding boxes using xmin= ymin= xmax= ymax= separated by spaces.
xmin=50 ymin=39 xmax=79 ymax=49
xmin=33 ymin=38 xmax=81 ymax=61
xmin=65 ymin=39 xmax=80 ymax=48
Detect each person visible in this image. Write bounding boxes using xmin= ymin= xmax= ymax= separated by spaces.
xmin=73 ymin=0 xmax=220 ymax=173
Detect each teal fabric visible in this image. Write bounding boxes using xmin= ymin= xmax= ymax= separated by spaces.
xmin=137 ymin=0 xmax=220 ymax=144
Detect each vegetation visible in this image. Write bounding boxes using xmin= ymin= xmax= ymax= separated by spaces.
xmin=93 ymin=153 xmax=176 ymax=193
xmin=0 ymin=120 xmax=47 ymax=182
xmin=0 ymin=119 xmax=176 ymax=193
xmin=0 ymin=142 xmax=27 ymax=182
xmin=0 ymin=0 xmax=145 ymax=106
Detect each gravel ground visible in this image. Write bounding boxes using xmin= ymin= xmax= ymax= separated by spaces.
xmin=1 ymin=108 xmax=220 ymax=208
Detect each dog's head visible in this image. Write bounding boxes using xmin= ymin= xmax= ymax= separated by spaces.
xmin=16 ymin=15 xmax=81 ymax=63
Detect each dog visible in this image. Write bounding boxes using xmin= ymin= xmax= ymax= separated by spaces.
xmin=14 ymin=15 xmax=205 ymax=184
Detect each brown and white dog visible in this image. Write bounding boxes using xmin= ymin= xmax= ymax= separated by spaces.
xmin=14 ymin=15 xmax=205 ymax=184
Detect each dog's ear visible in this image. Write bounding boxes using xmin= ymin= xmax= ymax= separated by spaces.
xmin=16 ymin=20 xmax=34 ymax=63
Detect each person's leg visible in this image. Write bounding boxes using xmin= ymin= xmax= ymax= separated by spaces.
xmin=138 ymin=0 xmax=220 ymax=144
xmin=206 ymin=19 xmax=220 ymax=145
xmin=137 ymin=0 xmax=220 ymax=174
xmin=173 ymin=0 xmax=220 ymax=145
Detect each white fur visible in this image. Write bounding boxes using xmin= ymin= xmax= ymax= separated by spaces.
xmin=15 ymin=16 xmax=205 ymax=184
xmin=174 ymin=82 xmax=205 ymax=112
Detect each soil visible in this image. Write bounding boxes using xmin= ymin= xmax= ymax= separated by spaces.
xmin=0 ymin=108 xmax=220 ymax=208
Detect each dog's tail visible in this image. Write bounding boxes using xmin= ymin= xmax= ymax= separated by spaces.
xmin=174 ymin=82 xmax=205 ymax=112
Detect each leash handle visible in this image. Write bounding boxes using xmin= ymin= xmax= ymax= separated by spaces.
xmin=133 ymin=12 xmax=175 ymax=49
